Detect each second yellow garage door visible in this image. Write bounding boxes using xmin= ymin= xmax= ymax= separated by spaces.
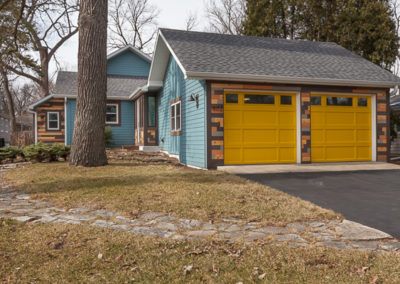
xmin=224 ymin=92 xmax=297 ymax=164
xmin=311 ymin=94 xmax=372 ymax=162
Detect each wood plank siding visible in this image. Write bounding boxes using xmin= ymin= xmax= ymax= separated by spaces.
xmin=36 ymin=98 xmax=65 ymax=144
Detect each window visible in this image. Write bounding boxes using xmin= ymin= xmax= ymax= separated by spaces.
xmin=148 ymin=96 xmax=156 ymax=127
xmin=280 ymin=95 xmax=292 ymax=105
xmin=358 ymin=98 xmax=368 ymax=107
xmin=327 ymin=97 xmax=353 ymax=106
xmin=244 ymin=94 xmax=274 ymax=104
xmin=311 ymin=96 xmax=321 ymax=106
xmin=170 ymin=100 xmax=181 ymax=134
xmin=226 ymin=94 xmax=238 ymax=103
xmin=47 ymin=112 xmax=59 ymax=130
xmin=106 ymin=104 xmax=119 ymax=124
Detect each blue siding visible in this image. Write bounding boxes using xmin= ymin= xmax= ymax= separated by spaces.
xmin=158 ymin=56 xmax=207 ymax=168
xmin=107 ymin=50 xmax=150 ymax=76
xmin=66 ymin=99 xmax=135 ymax=147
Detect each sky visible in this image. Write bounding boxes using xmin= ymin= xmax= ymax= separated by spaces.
xmin=52 ymin=0 xmax=209 ymax=77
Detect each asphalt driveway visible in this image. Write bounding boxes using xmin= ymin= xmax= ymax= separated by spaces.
xmin=239 ymin=170 xmax=400 ymax=239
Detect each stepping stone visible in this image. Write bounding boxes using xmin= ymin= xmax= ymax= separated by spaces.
xmin=91 ymin=220 xmax=114 ymax=228
xmin=58 ymin=214 xmax=95 ymax=221
xmin=350 ymin=241 xmax=380 ymax=251
xmin=246 ymin=232 xmax=267 ymax=241
xmin=308 ymin=221 xmax=326 ymax=228
xmin=111 ymin=224 xmax=130 ymax=231
xmin=318 ymin=241 xmax=352 ymax=250
xmin=225 ymin=224 xmax=242 ymax=232
xmin=201 ymin=223 xmax=216 ymax=230
xmin=15 ymin=194 xmax=30 ymax=200
xmin=286 ymin=222 xmax=306 ymax=232
xmin=335 ymin=220 xmax=392 ymax=241
xmin=68 ymin=208 xmax=90 ymax=214
xmin=155 ymin=215 xmax=176 ymax=222
xmin=171 ymin=234 xmax=187 ymax=240
xmin=155 ymin=222 xmax=178 ymax=231
xmin=275 ymin=234 xmax=306 ymax=243
xmin=288 ymin=242 xmax=309 ymax=248
xmin=54 ymin=219 xmax=81 ymax=225
xmin=186 ymin=230 xmax=217 ymax=237
xmin=138 ymin=212 xmax=164 ymax=220
xmin=179 ymin=219 xmax=201 ymax=229
xmin=130 ymin=226 xmax=173 ymax=238
xmin=222 ymin=218 xmax=244 ymax=223
xmin=220 ymin=231 xmax=244 ymax=239
xmin=307 ymin=232 xmax=338 ymax=242
xmin=9 ymin=208 xmax=34 ymax=214
xmin=91 ymin=209 xmax=119 ymax=218
xmin=255 ymin=226 xmax=288 ymax=234
xmin=379 ymin=242 xmax=400 ymax=251
xmin=34 ymin=215 xmax=58 ymax=223
xmin=11 ymin=216 xmax=37 ymax=222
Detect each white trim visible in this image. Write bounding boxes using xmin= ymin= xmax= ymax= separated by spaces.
xmin=28 ymin=94 xmax=54 ymax=110
xmin=372 ymin=95 xmax=377 ymax=161
xmin=53 ymin=95 xmax=132 ymax=101
xmin=47 ymin=112 xmax=60 ymax=131
xmin=186 ymin=71 xmax=398 ymax=88
xmin=64 ymin=98 xmax=67 ymax=146
xmin=159 ymin=31 xmax=187 ymax=78
xmin=34 ymin=112 xmax=38 ymax=144
xmin=139 ymin=146 xmax=160 ymax=152
xmin=310 ymin=92 xmax=378 ymax=162
xmin=107 ymin=45 xmax=152 ymax=63
xmin=106 ymin=103 xmax=119 ymax=125
xmin=296 ymin=92 xmax=301 ymax=164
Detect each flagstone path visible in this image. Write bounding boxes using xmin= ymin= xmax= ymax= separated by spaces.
xmin=1 ymin=163 xmax=399 ymax=254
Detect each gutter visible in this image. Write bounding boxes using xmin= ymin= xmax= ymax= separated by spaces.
xmin=185 ymin=71 xmax=399 ymax=89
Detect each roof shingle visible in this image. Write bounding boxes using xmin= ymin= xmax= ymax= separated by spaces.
xmin=54 ymin=71 xmax=147 ymax=98
xmin=160 ymin=29 xmax=399 ymax=86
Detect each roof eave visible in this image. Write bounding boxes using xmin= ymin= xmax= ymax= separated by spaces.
xmin=186 ymin=72 xmax=398 ymax=89
xmin=28 ymin=94 xmax=54 ymax=110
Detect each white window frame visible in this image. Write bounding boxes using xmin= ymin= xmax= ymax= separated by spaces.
xmin=170 ymin=101 xmax=181 ymax=132
xmin=106 ymin=103 xmax=119 ymax=125
xmin=47 ymin=112 xmax=60 ymax=131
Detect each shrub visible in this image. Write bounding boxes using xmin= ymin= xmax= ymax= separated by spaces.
xmin=0 ymin=146 xmax=24 ymax=163
xmin=49 ymin=144 xmax=71 ymax=161
xmin=23 ymin=143 xmax=50 ymax=162
xmin=105 ymin=126 xmax=113 ymax=147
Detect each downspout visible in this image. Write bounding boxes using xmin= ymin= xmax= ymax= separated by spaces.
xmin=64 ymin=97 xmax=67 ymax=146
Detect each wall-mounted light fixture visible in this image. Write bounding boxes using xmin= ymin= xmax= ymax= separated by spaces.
xmin=189 ymin=93 xmax=199 ymax=104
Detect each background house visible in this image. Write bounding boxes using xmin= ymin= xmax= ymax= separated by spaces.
xmin=0 ymin=91 xmax=10 ymax=147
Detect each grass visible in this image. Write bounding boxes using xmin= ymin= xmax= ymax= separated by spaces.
xmin=2 ymin=159 xmax=339 ymax=224
xmin=1 ymin=218 xmax=399 ymax=283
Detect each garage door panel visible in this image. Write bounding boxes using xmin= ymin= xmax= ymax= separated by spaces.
xmin=243 ymin=111 xmax=276 ymax=125
xmin=326 ymin=130 xmax=353 ymax=142
xmin=224 ymin=130 xmax=242 ymax=146
xmin=311 ymin=95 xmax=371 ymax=162
xmin=224 ymin=92 xmax=297 ymax=164
xmin=244 ymin=129 xmax=276 ymax=143
xmin=243 ymin=148 xmax=278 ymax=163
xmin=225 ymin=110 xmax=242 ymax=125
xmin=326 ymin=147 xmax=355 ymax=160
xmin=326 ymin=112 xmax=354 ymax=125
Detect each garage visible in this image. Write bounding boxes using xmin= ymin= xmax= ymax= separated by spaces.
xmin=224 ymin=92 xmax=297 ymax=164
xmin=310 ymin=94 xmax=372 ymax=162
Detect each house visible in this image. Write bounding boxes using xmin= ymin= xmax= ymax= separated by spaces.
xmin=0 ymin=91 xmax=11 ymax=146
xmin=30 ymin=29 xmax=399 ymax=169
xmin=29 ymin=45 xmax=151 ymax=147
xmin=390 ymin=95 xmax=400 ymax=155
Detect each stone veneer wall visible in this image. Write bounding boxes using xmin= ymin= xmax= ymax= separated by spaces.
xmin=376 ymin=91 xmax=390 ymax=161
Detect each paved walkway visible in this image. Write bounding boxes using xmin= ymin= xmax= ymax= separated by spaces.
xmin=219 ymin=162 xmax=400 ymax=174
xmin=1 ymin=164 xmax=400 ymax=253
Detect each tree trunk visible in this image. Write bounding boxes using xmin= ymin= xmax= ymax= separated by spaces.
xmin=0 ymin=64 xmax=17 ymax=145
xmin=38 ymin=47 xmax=50 ymax=98
xmin=69 ymin=0 xmax=108 ymax=167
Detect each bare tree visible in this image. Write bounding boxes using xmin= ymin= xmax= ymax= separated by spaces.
xmin=70 ymin=0 xmax=108 ymax=167
xmin=3 ymin=0 xmax=79 ymax=98
xmin=206 ymin=0 xmax=246 ymax=35
xmin=108 ymin=0 xmax=159 ymax=52
xmin=12 ymin=83 xmax=41 ymax=115
xmin=185 ymin=12 xmax=198 ymax=31
xmin=391 ymin=0 xmax=400 ymax=95
xmin=0 ymin=64 xmax=16 ymax=144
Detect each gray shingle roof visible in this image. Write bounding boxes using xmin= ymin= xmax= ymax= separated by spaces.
xmin=54 ymin=71 xmax=147 ymax=98
xmin=160 ymin=29 xmax=400 ymax=86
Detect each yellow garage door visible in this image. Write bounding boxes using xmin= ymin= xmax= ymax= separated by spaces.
xmin=224 ymin=92 xmax=297 ymax=164
xmin=311 ymin=94 xmax=371 ymax=162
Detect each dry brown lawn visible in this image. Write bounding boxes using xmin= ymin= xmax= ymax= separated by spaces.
xmin=3 ymin=159 xmax=339 ymax=224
